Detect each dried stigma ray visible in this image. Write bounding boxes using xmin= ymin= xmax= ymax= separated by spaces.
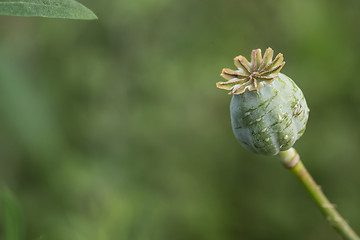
xmin=216 ymin=48 xmax=285 ymax=95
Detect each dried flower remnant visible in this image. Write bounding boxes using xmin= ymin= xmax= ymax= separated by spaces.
xmin=216 ymin=48 xmax=285 ymax=95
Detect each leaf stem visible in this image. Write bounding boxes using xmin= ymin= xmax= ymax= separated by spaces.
xmin=279 ymin=148 xmax=360 ymax=240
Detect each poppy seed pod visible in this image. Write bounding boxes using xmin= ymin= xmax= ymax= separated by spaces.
xmin=216 ymin=48 xmax=309 ymax=155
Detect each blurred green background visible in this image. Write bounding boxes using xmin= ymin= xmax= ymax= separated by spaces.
xmin=1 ymin=0 xmax=360 ymax=239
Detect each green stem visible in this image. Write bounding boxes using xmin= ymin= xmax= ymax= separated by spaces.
xmin=279 ymin=148 xmax=360 ymax=240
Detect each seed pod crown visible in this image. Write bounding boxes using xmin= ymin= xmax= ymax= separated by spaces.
xmin=216 ymin=47 xmax=285 ymax=95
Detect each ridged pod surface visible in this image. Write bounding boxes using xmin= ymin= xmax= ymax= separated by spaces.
xmin=217 ymin=48 xmax=309 ymax=155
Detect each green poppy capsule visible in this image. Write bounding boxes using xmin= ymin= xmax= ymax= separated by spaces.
xmin=217 ymin=48 xmax=309 ymax=155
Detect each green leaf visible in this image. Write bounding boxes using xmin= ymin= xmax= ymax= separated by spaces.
xmin=0 ymin=0 xmax=97 ymax=20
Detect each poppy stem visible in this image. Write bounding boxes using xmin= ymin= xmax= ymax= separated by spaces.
xmin=279 ymin=148 xmax=360 ymax=240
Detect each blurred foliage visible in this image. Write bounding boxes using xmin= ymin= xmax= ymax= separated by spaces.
xmin=1 ymin=188 xmax=25 ymax=240
xmin=0 ymin=0 xmax=360 ymax=239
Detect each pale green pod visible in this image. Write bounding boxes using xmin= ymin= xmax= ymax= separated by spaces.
xmin=217 ymin=48 xmax=309 ymax=155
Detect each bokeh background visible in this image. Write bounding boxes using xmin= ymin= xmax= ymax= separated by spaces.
xmin=1 ymin=0 xmax=360 ymax=239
